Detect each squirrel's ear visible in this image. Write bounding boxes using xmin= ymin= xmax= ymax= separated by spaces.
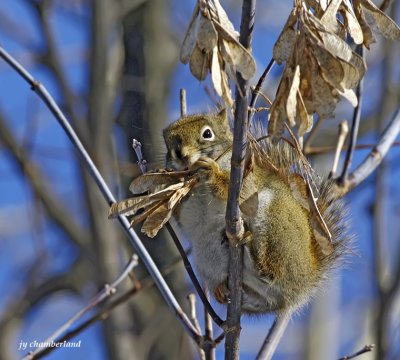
xmin=217 ymin=108 xmax=227 ymax=120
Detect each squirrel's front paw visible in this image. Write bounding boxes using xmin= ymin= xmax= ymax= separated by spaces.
xmin=189 ymin=157 xmax=221 ymax=178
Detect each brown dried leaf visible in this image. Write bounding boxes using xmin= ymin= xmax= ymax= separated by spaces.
xmin=129 ymin=171 xmax=189 ymax=194
xmin=308 ymin=53 xmax=339 ymax=119
xmin=353 ymin=0 xmax=375 ymax=48
xmin=190 ymin=44 xmax=209 ymax=81
xmin=286 ymin=65 xmax=300 ymax=127
xmin=337 ymin=88 xmax=358 ymax=107
xmin=296 ymin=91 xmax=313 ymax=137
xmin=273 ymin=10 xmax=298 ymax=64
xmin=320 ymin=0 xmax=342 ymax=33
xmin=141 ymin=202 xmax=172 ymax=238
xmin=141 ymin=179 xmax=196 ymax=237
xmin=180 ymin=4 xmax=200 ymax=64
xmin=215 ymin=27 xmax=256 ymax=80
xmin=362 ymin=0 xmax=400 ymax=41
xmin=341 ymin=0 xmax=364 ymax=44
xmin=197 ymin=14 xmax=218 ymax=52
xmin=220 ymin=69 xmax=234 ymax=106
xmin=204 ymin=0 xmax=238 ymax=37
xmin=211 ymin=46 xmax=223 ymax=96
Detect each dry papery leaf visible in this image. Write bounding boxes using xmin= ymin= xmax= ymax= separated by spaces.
xmin=269 ymin=0 xmax=400 ymax=141
xmin=110 ymin=169 xmax=199 ymax=238
xmin=180 ymin=0 xmax=256 ymax=106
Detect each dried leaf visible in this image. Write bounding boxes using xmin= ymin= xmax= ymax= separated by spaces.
xmin=189 ymin=44 xmax=209 ymax=81
xmin=216 ymin=27 xmax=256 ymax=80
xmin=211 ymin=46 xmax=223 ymax=96
xmin=353 ymin=0 xmax=375 ymax=48
xmin=286 ymin=65 xmax=301 ymax=127
xmin=180 ymin=4 xmax=200 ymax=64
xmin=205 ymin=0 xmax=238 ymax=37
xmin=141 ymin=202 xmax=172 ymax=238
xmin=273 ymin=10 xmax=298 ymax=64
xmin=141 ymin=179 xmax=197 ymax=237
xmin=337 ymin=88 xmax=358 ymax=107
xmin=220 ymin=69 xmax=234 ymax=106
xmin=296 ymin=91 xmax=313 ymax=137
xmin=197 ymin=14 xmax=218 ymax=52
xmin=362 ymin=0 xmax=400 ymax=41
xmin=320 ymin=0 xmax=342 ymax=33
xmin=341 ymin=1 xmax=364 ymax=44
xmin=129 ymin=170 xmax=188 ymax=194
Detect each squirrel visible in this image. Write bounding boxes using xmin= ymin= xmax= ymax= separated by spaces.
xmin=163 ymin=108 xmax=348 ymax=315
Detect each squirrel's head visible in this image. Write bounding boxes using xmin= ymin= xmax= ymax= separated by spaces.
xmin=163 ymin=109 xmax=232 ymax=169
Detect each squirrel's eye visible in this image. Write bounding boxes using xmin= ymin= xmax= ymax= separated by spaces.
xmin=201 ymin=126 xmax=214 ymax=140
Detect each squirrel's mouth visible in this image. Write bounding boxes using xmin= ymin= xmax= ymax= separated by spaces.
xmin=169 ymin=150 xmax=200 ymax=170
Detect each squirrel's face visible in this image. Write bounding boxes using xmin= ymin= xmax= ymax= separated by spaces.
xmin=163 ymin=109 xmax=232 ymax=170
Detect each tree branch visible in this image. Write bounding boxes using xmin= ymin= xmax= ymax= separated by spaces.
xmin=338 ymin=47 xmax=364 ymax=185
xmin=340 ymin=106 xmax=400 ymax=193
xmin=256 ymin=312 xmax=291 ymax=360
xmin=224 ymin=0 xmax=256 ymax=358
xmin=25 ymin=255 xmax=139 ymax=360
xmin=0 ymin=45 xmax=202 ymax=345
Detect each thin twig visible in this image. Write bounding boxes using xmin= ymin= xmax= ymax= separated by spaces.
xmin=337 ymin=344 xmax=375 ymax=360
xmin=329 ymin=121 xmax=349 ymax=179
xmin=225 ymin=0 xmax=257 ymax=358
xmin=204 ymin=287 xmax=216 ymax=360
xmin=132 ymin=139 xmax=147 ymax=173
xmin=166 ymin=222 xmax=224 ymax=327
xmin=338 ymin=47 xmax=364 ymax=185
xmin=180 ymin=88 xmax=187 ymax=117
xmin=256 ymin=312 xmax=291 ymax=360
xmin=187 ymin=294 xmax=206 ymax=360
xmin=305 ymin=141 xmax=400 ymax=155
xmin=342 ymin=106 xmax=400 ymax=194
xmin=24 ymin=255 xmax=139 ymax=360
xmin=26 ymin=252 xmax=188 ymax=360
xmin=248 ymin=58 xmax=274 ymax=122
xmin=0 ymin=45 xmax=202 ymax=344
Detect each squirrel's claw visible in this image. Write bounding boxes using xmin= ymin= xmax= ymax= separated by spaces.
xmin=189 ymin=157 xmax=220 ymax=177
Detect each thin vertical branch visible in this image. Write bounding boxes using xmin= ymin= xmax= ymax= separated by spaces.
xmin=338 ymin=47 xmax=364 ymax=185
xmin=248 ymin=58 xmax=275 ymax=122
xmin=0 ymin=45 xmax=203 ymax=345
xmin=256 ymin=312 xmax=291 ymax=360
xmin=329 ymin=121 xmax=349 ymax=178
xmin=224 ymin=0 xmax=256 ymax=358
xmin=180 ymin=88 xmax=187 ymax=117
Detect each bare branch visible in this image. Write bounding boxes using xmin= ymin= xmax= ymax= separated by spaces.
xmin=225 ymin=0 xmax=257 ymax=358
xmin=25 ymin=255 xmax=139 ymax=360
xmin=256 ymin=312 xmax=291 ymax=360
xmin=329 ymin=121 xmax=349 ymax=178
xmin=180 ymin=88 xmax=187 ymax=117
xmin=249 ymin=58 xmax=274 ymax=122
xmin=337 ymin=344 xmax=375 ymax=360
xmin=338 ymin=47 xmax=364 ymax=185
xmin=342 ymin=107 xmax=400 ymax=193
xmin=0 ymin=45 xmax=202 ymax=344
